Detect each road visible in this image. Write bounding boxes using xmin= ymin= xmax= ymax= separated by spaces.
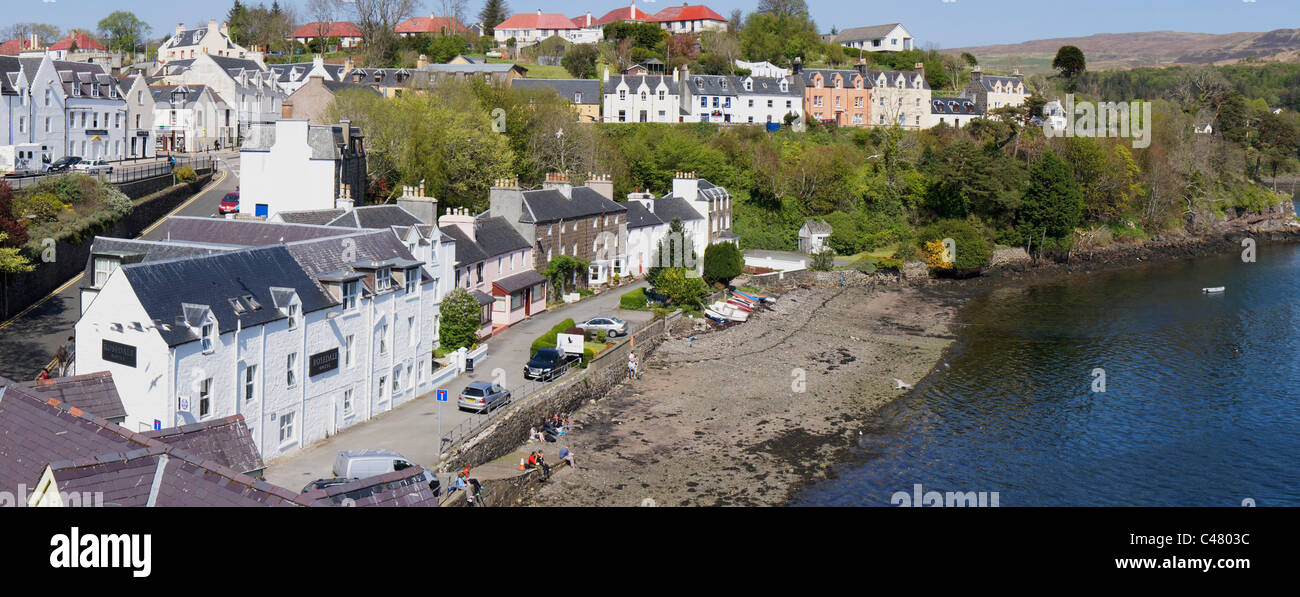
xmin=0 ymin=155 xmax=238 ymax=380
xmin=261 ymin=280 xmax=651 ymax=490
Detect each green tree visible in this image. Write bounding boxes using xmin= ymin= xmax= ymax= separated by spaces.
xmin=542 ymin=255 xmax=589 ymax=298
xmin=479 ymin=0 xmax=509 ymax=36
xmin=916 ymin=219 xmax=992 ymax=269
xmin=1053 ymin=45 xmax=1087 ymax=82
xmin=1018 ymin=151 xmax=1084 ymax=250
xmin=0 ymin=232 xmax=34 ymax=275
xmin=961 ymin=52 xmax=978 ymax=67
xmin=226 ymin=1 xmax=251 ymax=47
xmin=438 ymin=287 xmax=481 ymax=350
xmin=647 ymin=217 xmax=696 ymax=286
xmin=97 ymin=11 xmax=150 ymax=54
xmin=703 ymin=242 xmax=743 ymax=284
xmin=809 ymin=248 xmax=834 ymax=271
xmin=561 ymin=43 xmax=601 ymax=78
xmin=654 ymin=267 xmax=709 ymax=307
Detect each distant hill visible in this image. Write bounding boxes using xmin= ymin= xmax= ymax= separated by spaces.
xmin=944 ymin=29 xmax=1300 ymax=74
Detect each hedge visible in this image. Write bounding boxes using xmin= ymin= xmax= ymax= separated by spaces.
xmin=530 ymin=318 xmax=578 ymax=353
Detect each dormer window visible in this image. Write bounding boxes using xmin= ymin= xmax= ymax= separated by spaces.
xmin=287 ymin=302 xmax=299 ymax=329
xmin=342 ymin=280 xmax=359 ymax=310
xmin=376 ymin=267 xmax=392 ymax=291
xmin=405 ymin=268 xmax=420 ymax=294
xmin=574 ymin=91 xmax=582 ymax=103
xmin=201 ymin=321 xmax=215 ymax=352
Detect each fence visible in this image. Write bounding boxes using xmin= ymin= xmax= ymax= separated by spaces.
xmin=2 ymin=156 xmax=214 ymax=191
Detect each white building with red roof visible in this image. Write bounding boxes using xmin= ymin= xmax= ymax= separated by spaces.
xmin=394 ymin=15 xmax=467 ymax=37
xmin=651 ymin=3 xmax=728 ymax=34
xmin=47 ymin=32 xmax=108 ymax=61
xmin=494 ymin=10 xmax=602 ymax=46
xmin=596 ymin=3 xmax=654 ymax=26
xmin=291 ymin=21 xmax=364 ymax=48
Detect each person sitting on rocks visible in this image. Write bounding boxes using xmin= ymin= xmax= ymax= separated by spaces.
xmin=529 ymin=426 xmax=544 ymax=442
xmin=559 ymin=445 xmax=576 ymax=469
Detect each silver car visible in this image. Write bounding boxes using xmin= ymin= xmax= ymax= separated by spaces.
xmin=577 ymin=316 xmax=628 ymax=337
xmin=73 ymin=159 xmax=113 ymax=175
xmin=458 ymin=381 xmax=511 ymax=413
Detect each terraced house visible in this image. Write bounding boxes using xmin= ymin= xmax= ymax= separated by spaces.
xmin=964 ymin=67 xmax=1030 ymax=115
xmin=490 ymin=173 xmax=630 ymax=287
xmin=603 ymin=66 xmax=685 ymax=123
xmin=795 ymin=61 xmax=872 ymax=127
xmin=437 ymin=207 xmax=546 ymax=336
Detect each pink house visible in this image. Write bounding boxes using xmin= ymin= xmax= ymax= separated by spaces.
xmin=439 ymin=208 xmax=547 ymax=336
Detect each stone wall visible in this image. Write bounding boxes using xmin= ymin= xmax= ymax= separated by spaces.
xmin=0 ymin=174 xmax=213 ymax=321
xmin=439 ymin=312 xmax=681 ymax=473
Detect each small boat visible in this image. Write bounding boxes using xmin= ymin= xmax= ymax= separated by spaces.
xmin=708 ymin=301 xmax=749 ymax=322
xmin=1203 ymin=286 xmax=1225 ymax=293
xmin=703 ymin=308 xmax=728 ymax=323
xmin=733 ymin=290 xmax=775 ymax=304
xmin=726 ymin=299 xmax=754 ymax=312
xmin=730 ymin=292 xmax=760 ymax=306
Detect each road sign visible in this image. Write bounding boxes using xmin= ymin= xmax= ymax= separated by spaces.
xmin=153 ymin=419 xmax=162 ymax=430
xmin=437 ymin=389 xmax=448 ymax=402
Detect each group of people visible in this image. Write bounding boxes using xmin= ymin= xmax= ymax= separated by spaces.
xmin=529 ymin=414 xmax=570 ymax=443
xmin=628 ymin=351 xmax=642 ymax=381
xmin=451 ymin=465 xmax=484 ymax=506
xmin=527 ymin=445 xmax=577 ymax=481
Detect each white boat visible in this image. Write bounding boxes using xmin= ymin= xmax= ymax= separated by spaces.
xmin=708 ymin=301 xmax=749 ymax=322
xmin=1202 ymin=286 xmax=1225 ymax=293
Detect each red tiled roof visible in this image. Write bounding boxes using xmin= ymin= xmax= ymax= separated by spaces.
xmin=595 ymin=5 xmax=653 ymax=26
xmin=394 ymin=16 xmax=466 ymax=34
xmin=651 ymin=4 xmax=726 ymax=23
xmin=292 ymin=21 xmax=363 ymax=38
xmin=49 ymin=32 xmax=106 ymax=52
xmin=495 ymin=13 xmax=579 ymax=30
xmin=0 ymin=39 xmax=36 ymax=56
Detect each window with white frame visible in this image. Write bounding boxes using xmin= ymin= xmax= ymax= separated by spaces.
xmin=408 ymin=316 xmax=417 ymax=346
xmin=287 ymin=303 xmax=299 ymax=329
xmin=379 ymin=324 xmax=388 ymax=355
xmin=244 ymin=365 xmax=257 ymax=402
xmin=393 ymin=367 xmax=402 ymax=393
xmin=343 ymin=389 xmax=353 ymax=416
xmin=345 ymin=335 xmax=355 ymax=368
xmin=201 ymin=322 xmax=214 ymax=352
xmin=342 ymin=280 xmax=358 ymax=310
xmin=286 ymin=353 xmax=297 ymax=387
xmin=405 ymin=268 xmax=419 ymax=294
xmin=279 ymin=412 xmax=295 ymax=444
xmin=198 ymin=378 xmax=212 ymax=418
xmin=376 ymin=267 xmax=392 ymax=291
xmin=93 ymin=257 xmax=117 ymax=287
xmin=378 ymin=376 xmax=387 ymax=401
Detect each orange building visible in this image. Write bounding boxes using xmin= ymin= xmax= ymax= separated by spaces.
xmin=795 ymin=61 xmax=872 ymax=128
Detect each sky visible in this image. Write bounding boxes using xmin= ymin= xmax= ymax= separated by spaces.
xmin=6 ymin=0 xmax=1298 ymax=49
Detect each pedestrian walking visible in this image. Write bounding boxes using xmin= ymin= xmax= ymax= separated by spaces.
xmin=627 ymin=351 xmax=640 ymax=380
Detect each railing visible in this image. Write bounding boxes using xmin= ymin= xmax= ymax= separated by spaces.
xmin=2 ymin=156 xmax=214 ymax=190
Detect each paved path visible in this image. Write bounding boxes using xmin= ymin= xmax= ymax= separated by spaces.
xmin=0 ymin=157 xmax=237 ymax=380
xmin=262 ymin=281 xmax=651 ymax=490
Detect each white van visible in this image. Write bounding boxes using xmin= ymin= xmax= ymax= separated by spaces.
xmin=333 ymin=449 xmax=418 ymax=480
xmin=0 ymin=144 xmax=42 ymax=177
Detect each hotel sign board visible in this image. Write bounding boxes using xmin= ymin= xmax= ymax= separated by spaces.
xmin=102 ymin=339 xmax=137 ymax=367
xmin=309 ymin=348 xmax=339 ymax=377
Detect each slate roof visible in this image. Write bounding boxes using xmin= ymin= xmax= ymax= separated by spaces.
xmin=302 ymin=466 xmax=440 ymax=507
xmin=151 ymin=84 xmax=226 ymax=110
xmin=45 ymin=59 xmax=120 ymax=100
xmin=931 ymin=97 xmax=980 ymax=116
xmin=833 ymin=23 xmax=905 ymax=43
xmin=420 ymin=63 xmax=524 ymax=75
xmin=141 ymin=414 xmax=265 ymax=476
xmin=0 ymin=384 xmax=150 ymax=490
xmin=341 ymin=67 xmax=416 ymax=88
xmin=520 ymin=186 xmax=628 ymax=224
xmin=47 ymin=446 xmax=308 ymax=507
xmin=686 ymin=74 xmax=736 ymax=97
xmin=651 ymin=196 xmax=705 ymax=222
xmin=974 ymin=74 xmax=1026 ymax=93
xmin=326 ymin=205 xmax=425 ymax=229
xmin=624 ymin=201 xmax=664 ymax=229
xmin=605 ymin=74 xmax=680 ymax=95
xmin=493 ymin=270 xmax=547 ymax=294
xmin=83 ymin=237 xmax=242 ymax=289
xmin=119 ymin=246 xmax=336 ymax=346
xmin=510 ymin=79 xmax=600 ymax=105
xmin=208 ymin=54 xmax=265 ymax=75
xmin=274 ymin=209 xmax=347 ymax=226
xmin=14 ymin=372 xmax=126 ymax=422
xmin=440 ymin=225 xmax=490 ymax=266
xmin=797 ymin=68 xmax=868 ymax=88
xmin=270 ymin=61 xmax=346 ymax=84
xmin=157 ymin=216 xmax=356 ymax=246
xmin=801 ymin=218 xmax=832 ymax=235
xmin=474 ymin=216 xmax=532 ymax=258
xmin=283 ymin=230 xmax=432 ymax=293
xmin=733 ymin=76 xmax=799 ymax=97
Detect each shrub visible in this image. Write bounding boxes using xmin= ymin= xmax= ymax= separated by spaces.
xmin=580 ymin=347 xmax=595 ymax=368
xmin=915 ymin=219 xmax=992 ymax=269
xmin=595 ymin=330 xmax=607 ymax=343
xmin=175 ymin=165 xmax=196 ymax=183
xmin=876 ymin=258 xmax=903 ymax=271
xmin=651 ymin=307 xmax=670 ymax=320
xmin=530 ymin=318 xmax=578 ymax=353
xmin=13 ymin=192 xmax=67 ymax=225
xmin=810 ymin=249 xmax=835 ymax=271
xmin=703 ymin=242 xmax=744 ymax=285
xmin=438 ymin=287 xmax=481 ymax=351
xmin=853 ymin=256 xmax=877 ymax=274
xmin=620 ymin=287 xmax=648 ymax=310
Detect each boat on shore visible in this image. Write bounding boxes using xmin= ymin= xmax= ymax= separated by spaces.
xmin=706 ymin=301 xmax=749 ymax=322
xmin=1203 ymin=286 xmax=1225 ymax=293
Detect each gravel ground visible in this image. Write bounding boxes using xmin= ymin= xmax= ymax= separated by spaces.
xmin=522 ymin=284 xmax=966 ymax=506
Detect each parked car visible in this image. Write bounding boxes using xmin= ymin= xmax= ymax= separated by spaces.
xmin=313 ymin=469 xmax=441 ymax=503
xmin=219 ymin=192 xmax=240 ymax=214
xmin=457 ymin=380 xmax=512 ymax=413
xmin=46 ymin=156 xmax=82 ymax=173
xmin=333 ymin=449 xmax=418 ymax=480
xmin=577 ymin=316 xmax=628 ymax=337
xmin=524 ymin=347 xmax=578 ymax=382
xmin=72 ymin=159 xmax=113 ymax=175
xmin=301 ymin=478 xmax=353 ymax=493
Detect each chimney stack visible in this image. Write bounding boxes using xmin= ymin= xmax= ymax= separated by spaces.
xmin=397 ymin=180 xmax=437 ymax=225
xmin=587 ymin=173 xmax=614 ymax=200
xmin=672 ymin=171 xmax=699 ymax=202
xmin=542 ymin=172 xmax=573 ymax=199
xmin=417 ymin=54 xmax=429 ymax=69
xmin=438 ymin=206 xmax=477 ymax=241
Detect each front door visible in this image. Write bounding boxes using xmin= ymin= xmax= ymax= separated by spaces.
xmin=524 ymin=289 xmax=532 ymax=316
xmin=255 ymin=204 xmax=269 ymax=218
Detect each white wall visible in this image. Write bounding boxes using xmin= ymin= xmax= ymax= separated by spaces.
xmin=240 ymin=119 xmax=336 ymax=218
xmin=604 ymin=77 xmax=681 ymax=123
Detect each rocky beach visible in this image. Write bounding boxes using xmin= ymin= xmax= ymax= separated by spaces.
xmin=522 ymin=283 xmax=968 ymax=506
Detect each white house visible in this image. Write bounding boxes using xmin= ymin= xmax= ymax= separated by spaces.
xmin=74 ymin=228 xmax=442 ymax=460
xmin=682 ymin=74 xmax=737 ymax=123
xmin=239 ymin=119 xmax=366 ymax=219
xmin=158 ymin=19 xmax=262 ymax=65
xmin=649 ymin=4 xmax=728 ymax=34
xmin=798 ymin=219 xmax=831 ymax=254
xmin=155 ymin=53 xmax=285 ymax=143
xmin=672 ymin=171 xmax=736 ymax=246
xmin=830 ymin=23 xmax=914 ymax=53
xmin=151 ymin=84 xmax=234 ymax=153
xmin=733 ymin=75 xmax=802 ymax=125
xmin=603 ymin=67 xmax=685 ymax=123
xmin=493 ymin=11 xmax=602 ymax=47
xmin=120 ymin=75 xmax=156 ymax=158
xmin=622 ymin=192 xmax=667 ymax=278
xmin=269 ymin=56 xmax=347 ymax=95
xmin=928 ymin=96 xmax=982 ymax=129
xmin=1041 ymin=100 xmax=1068 ymax=133
xmin=0 ymin=54 xmax=129 ymax=163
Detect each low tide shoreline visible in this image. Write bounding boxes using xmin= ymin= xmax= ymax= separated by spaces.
xmin=520 ymin=228 xmax=1300 ymax=507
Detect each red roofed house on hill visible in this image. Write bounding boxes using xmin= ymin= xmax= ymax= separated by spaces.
xmin=651 ymin=3 xmax=728 ymax=34
xmin=47 ymin=32 xmax=108 ymax=61
xmin=0 ymin=37 xmax=39 ymax=56
xmin=595 ymin=3 xmax=654 ymax=26
xmin=494 ymin=10 xmax=603 ymax=47
xmin=291 ymin=21 xmax=364 ymax=48
xmin=394 ymin=15 xmax=467 ymax=37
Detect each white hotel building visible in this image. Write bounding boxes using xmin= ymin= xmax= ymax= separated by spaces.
xmin=75 ymin=222 xmax=451 ymax=461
